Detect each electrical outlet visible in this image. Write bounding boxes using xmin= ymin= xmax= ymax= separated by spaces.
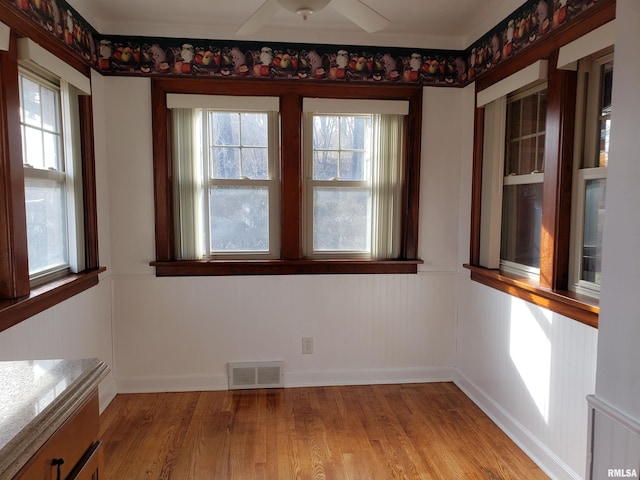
xmin=302 ymin=337 xmax=313 ymax=354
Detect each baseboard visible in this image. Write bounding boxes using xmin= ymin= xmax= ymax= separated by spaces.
xmin=98 ymin=374 xmax=117 ymax=413
xmin=115 ymin=366 xmax=454 ymax=394
xmin=284 ymin=366 xmax=453 ymax=388
xmin=116 ymin=373 xmax=229 ymax=393
xmin=454 ymin=369 xmax=582 ymax=480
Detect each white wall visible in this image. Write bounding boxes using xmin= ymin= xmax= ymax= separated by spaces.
xmin=454 ymin=84 xmax=599 ymax=479
xmin=105 ymin=77 xmax=461 ymax=393
xmin=589 ymin=0 xmax=640 ymax=477
xmin=0 ymin=72 xmax=115 ymax=410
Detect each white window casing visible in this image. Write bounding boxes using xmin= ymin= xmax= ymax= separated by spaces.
xmin=0 ymin=21 xmax=10 ymax=51
xmin=476 ymin=60 xmax=548 ymax=107
xmin=557 ymin=20 xmax=615 ymax=71
xmin=17 ymin=38 xmax=91 ymax=95
xmin=167 ymin=94 xmax=279 ymax=111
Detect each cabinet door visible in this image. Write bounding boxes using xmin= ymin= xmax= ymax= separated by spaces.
xmin=66 ymin=441 xmax=101 ymax=480
xmin=14 ymin=393 xmax=99 ymax=480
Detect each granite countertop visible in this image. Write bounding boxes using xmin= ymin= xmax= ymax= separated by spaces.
xmin=0 ymin=358 xmax=109 ymax=479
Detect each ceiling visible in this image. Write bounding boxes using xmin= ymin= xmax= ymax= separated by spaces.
xmin=68 ymin=0 xmax=526 ymax=51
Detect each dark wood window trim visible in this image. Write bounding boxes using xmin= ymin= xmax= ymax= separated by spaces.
xmin=0 ymin=30 xmax=102 ymax=333
xmin=467 ymin=2 xmax=615 ymax=329
xmin=150 ymin=78 xmax=423 ymax=276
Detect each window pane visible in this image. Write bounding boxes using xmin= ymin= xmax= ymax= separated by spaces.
xmin=507 ymin=99 xmax=521 ymax=140
xmin=505 ymin=140 xmax=520 ymax=176
xmin=211 ymin=112 xmax=240 ymax=146
xmin=240 ymin=113 xmax=268 ymax=147
xmin=598 ymin=61 xmax=613 ymax=168
xmin=538 ymin=90 xmax=547 ymax=132
xmin=43 ymin=131 xmax=61 ymax=170
xmin=40 ymin=86 xmax=59 ymax=132
xmin=21 ymin=76 xmax=42 ymax=128
xmin=339 ymin=151 xmax=366 ymax=181
xmin=536 ymin=134 xmax=545 ymax=173
xmin=23 ymin=126 xmax=44 ymax=168
xmin=501 ymin=183 xmax=543 ymax=269
xmin=582 ymin=179 xmax=606 ymax=284
xmin=521 ymin=94 xmax=539 ymax=136
xmin=520 ymin=137 xmax=537 ymax=175
xmin=212 ymin=147 xmax=241 ymax=179
xmin=340 ymin=116 xmax=369 ymax=150
xmin=313 ymin=150 xmax=339 ymax=180
xmin=313 ymin=187 xmax=371 ymax=252
xmin=313 ymin=116 xmax=339 ymax=150
xmin=209 ymin=187 xmax=270 ymax=252
xmin=24 ymin=178 xmax=68 ymax=274
xmin=241 ymin=148 xmax=269 ymax=179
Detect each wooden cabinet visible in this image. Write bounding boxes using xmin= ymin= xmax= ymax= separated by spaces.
xmin=14 ymin=391 xmax=101 ymax=480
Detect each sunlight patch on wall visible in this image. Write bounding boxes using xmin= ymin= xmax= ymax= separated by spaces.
xmin=509 ymin=298 xmax=552 ymax=424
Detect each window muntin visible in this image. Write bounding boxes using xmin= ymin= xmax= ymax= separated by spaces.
xmin=19 ymin=69 xmax=70 ymax=282
xmin=500 ymin=85 xmax=547 ymax=277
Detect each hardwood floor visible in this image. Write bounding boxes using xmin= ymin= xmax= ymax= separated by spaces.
xmin=99 ymin=382 xmax=549 ymax=479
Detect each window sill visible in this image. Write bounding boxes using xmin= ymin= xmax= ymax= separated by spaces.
xmin=151 ymin=259 xmax=423 ymax=276
xmin=464 ymin=264 xmax=598 ymax=328
xmin=0 ymin=267 xmax=107 ymax=333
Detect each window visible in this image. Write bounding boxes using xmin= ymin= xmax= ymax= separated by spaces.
xmin=501 ymin=85 xmax=547 ymax=277
xmin=169 ymin=96 xmax=280 ymax=260
xmin=0 ymin=35 xmax=102 ymax=333
xmin=19 ymin=67 xmax=85 ymax=285
xmin=467 ymin=13 xmax=616 ymax=328
xmin=303 ymin=99 xmax=407 ymax=259
xmin=151 ymin=79 xmax=423 ymax=276
xmin=570 ymin=52 xmax=613 ymax=297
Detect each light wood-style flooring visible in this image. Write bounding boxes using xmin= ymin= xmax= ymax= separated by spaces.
xmin=99 ymin=382 xmax=549 ymax=479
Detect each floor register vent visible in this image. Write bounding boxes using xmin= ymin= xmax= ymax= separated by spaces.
xmin=228 ymin=361 xmax=284 ymax=390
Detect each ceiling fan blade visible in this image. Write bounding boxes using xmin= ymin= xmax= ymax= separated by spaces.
xmin=330 ymin=0 xmax=389 ymax=33
xmin=235 ymin=0 xmax=281 ymax=36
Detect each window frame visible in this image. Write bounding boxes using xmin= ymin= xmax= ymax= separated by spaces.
xmin=0 ymin=30 xmax=103 ymax=334
xmin=150 ymin=77 xmax=423 ymax=276
xmin=466 ymin=2 xmax=616 ymax=329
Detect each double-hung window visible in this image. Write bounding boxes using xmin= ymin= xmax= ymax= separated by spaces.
xmin=18 ymin=53 xmax=86 ymax=286
xmin=303 ymin=99 xmax=407 ymax=260
xmin=501 ymin=84 xmax=547 ymax=277
xmin=570 ymin=51 xmax=613 ymax=296
xmin=168 ymin=95 xmax=279 ymax=260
